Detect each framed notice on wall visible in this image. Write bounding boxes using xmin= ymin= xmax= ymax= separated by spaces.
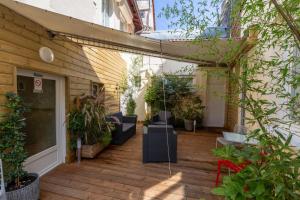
xmin=33 ymin=77 xmax=43 ymax=93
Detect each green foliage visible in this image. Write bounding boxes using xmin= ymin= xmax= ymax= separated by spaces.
xmin=81 ymin=98 xmax=109 ymax=145
xmin=126 ymin=95 xmax=136 ymax=116
xmin=122 ymin=56 xmax=143 ymax=111
xmin=119 ymin=70 xmax=128 ymax=94
xmin=144 ymin=69 xmax=195 ymax=114
xmin=143 ymin=113 xmax=151 ymax=127
xmin=67 ymin=109 xmax=85 ymax=149
xmin=144 ymin=75 xmax=162 ymax=111
xmin=68 ymin=109 xmax=85 ymax=137
xmin=0 ymin=93 xmax=28 ymax=187
xmin=101 ymin=130 xmax=112 ymax=147
xmin=213 ymin=142 xmax=300 ymax=199
xmin=161 ymin=0 xmax=300 ymax=199
xmin=68 ymin=93 xmax=113 ymax=149
xmin=173 ymin=95 xmax=204 ymax=120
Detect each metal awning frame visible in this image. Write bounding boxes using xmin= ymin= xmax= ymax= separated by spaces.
xmin=0 ymin=0 xmax=256 ymax=67
xmin=50 ymin=31 xmax=219 ymax=66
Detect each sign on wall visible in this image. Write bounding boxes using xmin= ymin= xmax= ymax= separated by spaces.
xmin=33 ymin=77 xmax=43 ymax=93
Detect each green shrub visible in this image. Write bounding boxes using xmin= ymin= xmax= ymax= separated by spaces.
xmin=144 ymin=73 xmax=194 ymax=114
xmin=67 ymin=109 xmax=85 ymax=149
xmin=126 ymin=95 xmax=136 ymax=116
xmin=174 ymin=95 xmax=204 ymax=121
xmin=213 ymin=141 xmax=300 ymax=199
xmin=0 ymin=93 xmax=28 ymax=188
xmin=101 ymin=131 xmax=112 ymax=146
xmin=68 ymin=94 xmax=113 ymax=149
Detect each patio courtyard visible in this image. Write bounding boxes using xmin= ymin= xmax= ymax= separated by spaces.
xmin=40 ymin=125 xmax=222 ymax=200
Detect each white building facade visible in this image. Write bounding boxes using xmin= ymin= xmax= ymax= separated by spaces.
xmin=16 ymin=0 xmax=142 ymax=33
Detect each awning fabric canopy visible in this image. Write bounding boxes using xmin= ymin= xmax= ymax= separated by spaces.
xmin=0 ymin=0 xmax=248 ymax=65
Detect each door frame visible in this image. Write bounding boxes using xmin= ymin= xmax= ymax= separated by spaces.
xmin=17 ymin=69 xmax=66 ymax=176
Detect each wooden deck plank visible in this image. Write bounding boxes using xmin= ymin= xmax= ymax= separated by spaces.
xmin=41 ymin=125 xmax=223 ymax=200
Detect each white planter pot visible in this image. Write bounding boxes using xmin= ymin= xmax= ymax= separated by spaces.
xmin=184 ymin=119 xmax=194 ymax=131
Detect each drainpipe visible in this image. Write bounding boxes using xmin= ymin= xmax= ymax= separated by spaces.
xmin=151 ymin=0 xmax=156 ymax=31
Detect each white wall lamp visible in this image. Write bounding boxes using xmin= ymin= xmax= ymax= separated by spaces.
xmin=39 ymin=47 xmax=54 ymax=63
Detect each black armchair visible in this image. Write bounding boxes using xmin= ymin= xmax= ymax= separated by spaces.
xmin=106 ymin=112 xmax=137 ymax=145
xmin=151 ymin=111 xmax=174 ymax=125
xmin=143 ymin=125 xmax=177 ymax=163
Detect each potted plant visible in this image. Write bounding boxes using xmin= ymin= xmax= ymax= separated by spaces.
xmin=67 ymin=108 xmax=85 ymax=161
xmin=126 ymin=94 xmax=136 ymax=116
xmin=174 ymin=95 xmax=204 ymax=131
xmin=68 ymin=93 xmax=113 ymax=159
xmin=0 ymin=93 xmax=39 ymax=200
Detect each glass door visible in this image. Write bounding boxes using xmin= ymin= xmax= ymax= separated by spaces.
xmin=17 ymin=75 xmax=56 ymax=157
xmin=17 ymin=69 xmax=65 ymax=176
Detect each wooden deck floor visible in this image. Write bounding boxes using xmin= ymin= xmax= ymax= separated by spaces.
xmin=40 ymin=126 xmax=223 ymax=200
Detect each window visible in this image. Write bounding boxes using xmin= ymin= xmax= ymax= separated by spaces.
xmin=140 ymin=11 xmax=145 ymax=18
xmin=91 ymin=82 xmax=104 ymax=97
xmin=102 ymin=0 xmax=110 ymax=26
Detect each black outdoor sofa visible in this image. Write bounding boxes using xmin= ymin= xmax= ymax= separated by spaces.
xmin=106 ymin=112 xmax=137 ymax=145
xmin=143 ymin=125 xmax=177 ymax=163
xmin=151 ymin=111 xmax=174 ymax=125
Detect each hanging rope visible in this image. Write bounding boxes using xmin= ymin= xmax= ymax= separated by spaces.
xmin=159 ymin=40 xmax=190 ymax=200
xmin=159 ymin=40 xmax=172 ymax=177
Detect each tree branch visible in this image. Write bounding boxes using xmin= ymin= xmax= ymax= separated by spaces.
xmin=270 ymin=0 xmax=300 ymax=43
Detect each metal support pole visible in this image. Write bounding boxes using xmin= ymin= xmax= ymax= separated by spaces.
xmin=77 ymin=137 xmax=82 ymax=164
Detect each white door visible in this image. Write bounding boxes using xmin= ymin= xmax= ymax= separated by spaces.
xmin=204 ymin=71 xmax=227 ymax=127
xmin=17 ymin=69 xmax=66 ymax=176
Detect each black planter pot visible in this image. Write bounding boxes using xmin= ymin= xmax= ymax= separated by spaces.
xmin=6 ymin=173 xmax=40 ymax=200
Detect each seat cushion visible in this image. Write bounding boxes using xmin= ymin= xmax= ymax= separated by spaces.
xmin=152 ymin=121 xmax=167 ymax=125
xmin=112 ymin=112 xmax=123 ymax=123
xmin=109 ymin=116 xmax=121 ymax=124
xmin=122 ymin=123 xmax=135 ymax=132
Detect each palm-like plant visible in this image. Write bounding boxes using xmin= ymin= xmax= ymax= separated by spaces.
xmin=68 ymin=88 xmax=114 ymax=147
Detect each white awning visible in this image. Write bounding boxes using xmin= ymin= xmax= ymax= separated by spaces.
xmin=0 ymin=0 xmax=250 ymax=65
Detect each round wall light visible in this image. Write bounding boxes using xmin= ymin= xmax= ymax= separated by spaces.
xmin=39 ymin=47 xmax=54 ymax=63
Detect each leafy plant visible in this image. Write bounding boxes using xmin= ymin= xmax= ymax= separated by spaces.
xmin=161 ymin=0 xmax=300 ymax=199
xmin=126 ymin=95 xmax=136 ymax=116
xmin=81 ymin=98 xmax=107 ymax=145
xmin=121 ymin=56 xmax=142 ymax=110
xmin=212 ymin=141 xmax=300 ymax=199
xmin=143 ymin=113 xmax=151 ymax=127
xmin=101 ymin=130 xmax=112 ymax=147
xmin=174 ymin=95 xmax=204 ymax=120
xmin=67 ymin=109 xmax=85 ymax=149
xmin=68 ymin=90 xmax=113 ymax=149
xmin=144 ymin=69 xmax=195 ymax=114
xmin=0 ymin=93 xmax=28 ymax=188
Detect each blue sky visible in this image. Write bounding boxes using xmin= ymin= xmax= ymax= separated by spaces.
xmin=154 ymin=0 xmax=175 ymax=30
xmin=154 ymin=0 xmax=219 ymax=31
